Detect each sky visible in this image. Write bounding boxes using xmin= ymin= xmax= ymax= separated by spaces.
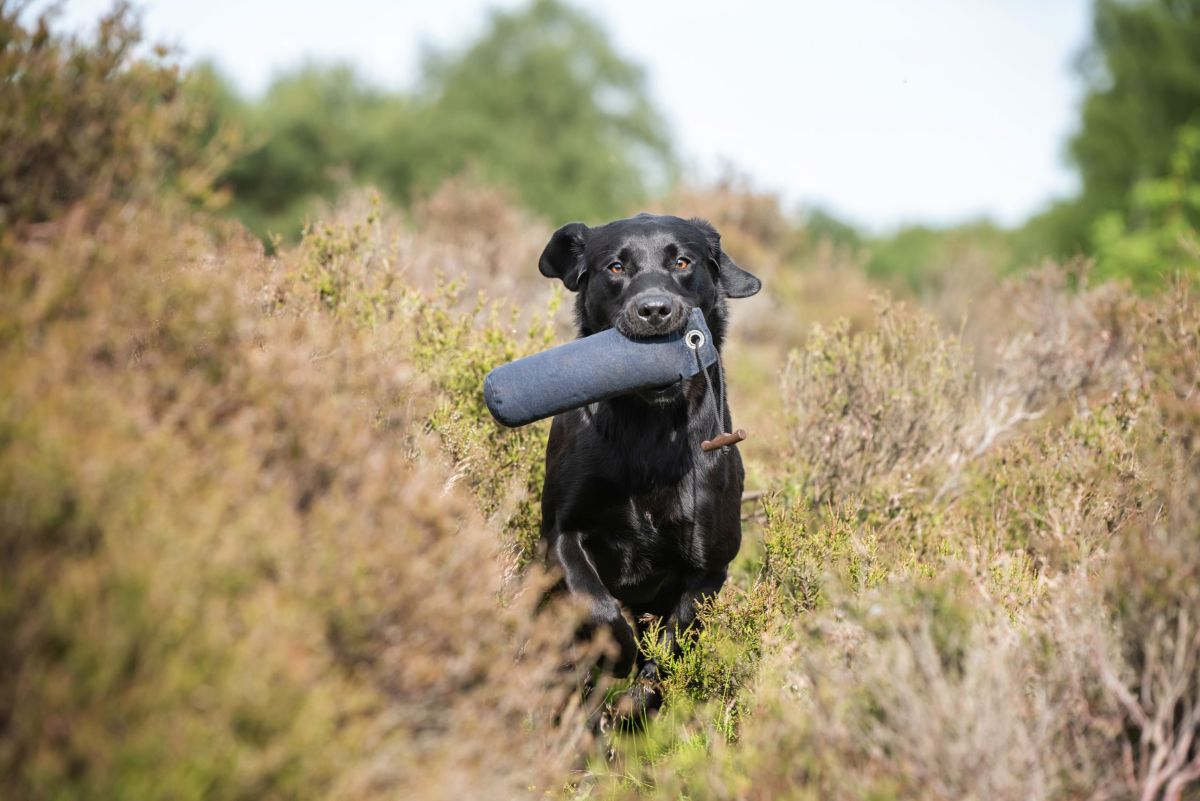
xmin=42 ymin=0 xmax=1094 ymax=232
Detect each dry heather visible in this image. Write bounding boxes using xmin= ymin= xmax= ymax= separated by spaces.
xmin=4 ymin=130 xmax=1197 ymax=801
xmin=780 ymin=265 xmax=1141 ymax=507
xmin=0 ymin=2 xmax=231 ymax=234
xmin=0 ymin=13 xmax=596 ymax=789
xmin=5 ymin=7 xmax=1200 ymax=801
xmin=0 ymin=198 xmax=601 ymax=800
xmin=591 ymin=276 xmax=1199 ymax=801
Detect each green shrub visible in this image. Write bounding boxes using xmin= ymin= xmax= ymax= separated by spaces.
xmin=274 ymin=193 xmax=563 ymax=565
xmin=1092 ymin=125 xmax=1200 ymax=291
xmin=957 ymin=393 xmax=1151 ymax=571
xmin=760 ymin=499 xmax=889 ymax=613
xmin=410 ymin=288 xmax=561 ymax=564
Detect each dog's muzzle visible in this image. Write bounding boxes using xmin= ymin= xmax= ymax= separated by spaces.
xmin=618 ymin=292 xmax=688 ymax=338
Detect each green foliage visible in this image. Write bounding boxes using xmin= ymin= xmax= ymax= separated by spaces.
xmin=212 ymin=0 xmax=674 ymax=240
xmin=801 ymin=207 xmax=863 ymax=252
xmin=956 ymin=393 xmax=1150 ymax=575
xmin=637 ymin=590 xmax=768 ymax=740
xmin=409 ymin=0 xmax=674 ymax=222
xmin=864 ymin=220 xmax=1016 ymax=290
xmin=761 ymin=500 xmax=888 ymax=613
xmin=292 ymin=195 xmax=398 ymax=321
xmin=865 ymin=225 xmax=948 ymax=287
xmin=1068 ymin=0 xmax=1200 ymax=246
xmin=220 ymin=64 xmax=405 ymax=239
xmin=1092 ymin=124 xmax=1200 ymax=289
xmin=1014 ymin=197 xmax=1096 ymax=263
xmin=408 ymin=285 xmax=563 ymax=565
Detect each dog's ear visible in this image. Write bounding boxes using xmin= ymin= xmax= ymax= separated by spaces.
xmin=538 ymin=222 xmax=590 ymax=291
xmin=690 ymin=218 xmax=762 ymax=299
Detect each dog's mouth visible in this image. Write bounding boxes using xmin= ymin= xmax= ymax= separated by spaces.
xmin=613 ymin=312 xmax=691 ymax=342
xmin=614 ymin=323 xmax=689 ymax=343
xmin=635 ymin=381 xmax=685 ymax=406
xmin=617 ymin=305 xmax=696 ymax=406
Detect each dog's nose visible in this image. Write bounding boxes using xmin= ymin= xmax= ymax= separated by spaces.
xmin=636 ymin=295 xmax=673 ymax=323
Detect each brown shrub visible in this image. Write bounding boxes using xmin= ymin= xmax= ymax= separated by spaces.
xmin=1093 ymin=443 xmax=1200 ymax=801
xmin=979 ymin=264 xmax=1140 ymax=417
xmin=603 ymin=274 xmax=1199 ymax=801
xmin=608 ymin=462 xmax=1198 ymax=800
xmin=1140 ymin=278 xmax=1200 ymax=458
xmin=409 ymin=172 xmax=553 ymax=298
xmin=0 ymin=200 xmax=587 ymax=800
xmin=652 ymin=178 xmax=806 ymax=274
xmin=780 ymin=297 xmax=975 ymax=503
xmin=4 ymin=8 xmax=1199 ymax=795
xmin=0 ymin=3 xmax=230 ymax=237
xmin=781 ymin=265 xmax=1148 ymax=504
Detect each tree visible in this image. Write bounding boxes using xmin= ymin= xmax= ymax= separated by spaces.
xmin=1063 ymin=0 xmax=1200 ymax=251
xmin=218 ymin=64 xmax=404 ymax=237
xmin=401 ymin=0 xmax=675 ymax=223
xmin=212 ymin=0 xmax=674 ymax=238
xmin=1091 ymin=124 xmax=1200 ymax=288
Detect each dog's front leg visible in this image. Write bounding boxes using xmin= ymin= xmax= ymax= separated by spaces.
xmin=553 ymin=530 xmax=637 ymax=677
xmin=629 ymin=569 xmax=729 ymax=712
xmin=659 ymin=569 xmax=729 ymax=656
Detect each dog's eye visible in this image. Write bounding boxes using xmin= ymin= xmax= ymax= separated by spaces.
xmin=608 ymin=261 xmax=624 ymax=274
xmin=674 ymin=257 xmax=691 ymax=271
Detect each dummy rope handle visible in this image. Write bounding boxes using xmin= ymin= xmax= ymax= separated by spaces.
xmin=685 ymin=329 xmax=747 ymax=453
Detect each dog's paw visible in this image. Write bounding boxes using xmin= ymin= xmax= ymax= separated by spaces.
xmin=636 ymin=660 xmax=661 ymax=685
xmin=631 ymin=661 xmax=663 ymax=713
xmin=606 ymin=661 xmax=663 ymax=732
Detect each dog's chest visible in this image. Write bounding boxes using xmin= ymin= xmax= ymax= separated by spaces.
xmin=627 ymin=491 xmax=706 ymax=569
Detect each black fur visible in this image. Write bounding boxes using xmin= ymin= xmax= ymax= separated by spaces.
xmin=537 ymin=213 xmax=761 ymax=687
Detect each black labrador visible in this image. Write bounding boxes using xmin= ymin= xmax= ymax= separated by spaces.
xmin=537 ymin=213 xmax=761 ymax=694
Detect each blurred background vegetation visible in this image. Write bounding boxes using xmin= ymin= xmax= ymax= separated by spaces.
xmin=195 ymin=0 xmax=675 ymax=240
xmin=2 ymin=1 xmax=1200 ymax=799
xmin=177 ymin=0 xmax=1200 ymax=289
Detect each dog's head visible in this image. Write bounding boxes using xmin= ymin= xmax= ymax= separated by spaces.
xmin=537 ymin=213 xmax=761 ymax=348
